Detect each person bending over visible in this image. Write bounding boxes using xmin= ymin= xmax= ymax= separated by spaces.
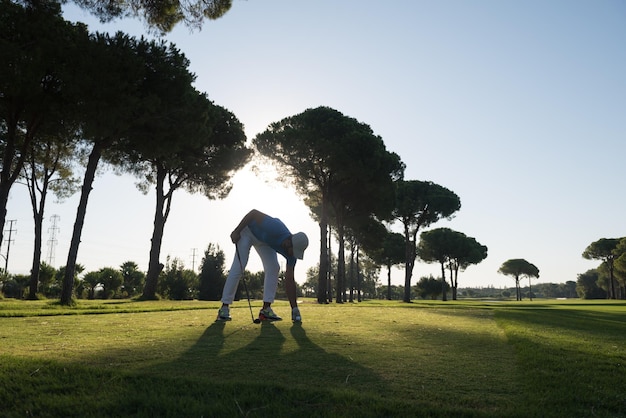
xmin=216 ymin=209 xmax=309 ymax=323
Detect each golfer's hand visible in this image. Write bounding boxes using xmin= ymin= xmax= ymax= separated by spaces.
xmin=230 ymin=230 xmax=241 ymax=243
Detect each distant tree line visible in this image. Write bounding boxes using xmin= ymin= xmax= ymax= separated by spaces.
xmin=0 ymin=243 xmax=301 ymax=301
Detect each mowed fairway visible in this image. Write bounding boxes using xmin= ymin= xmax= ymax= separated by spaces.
xmin=0 ymin=299 xmax=624 ymax=417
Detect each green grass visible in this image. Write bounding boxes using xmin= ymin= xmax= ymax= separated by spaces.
xmin=0 ymin=299 xmax=624 ymax=417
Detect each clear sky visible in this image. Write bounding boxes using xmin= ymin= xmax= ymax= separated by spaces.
xmin=4 ymin=0 xmax=625 ymax=289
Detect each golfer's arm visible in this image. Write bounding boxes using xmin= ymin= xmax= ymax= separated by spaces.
xmin=285 ymin=265 xmax=295 ymax=282
xmin=284 ymin=265 xmax=297 ymax=308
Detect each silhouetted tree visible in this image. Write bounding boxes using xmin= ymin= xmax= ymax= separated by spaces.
xmin=120 ymin=261 xmax=145 ymax=297
xmin=73 ymin=0 xmax=233 ymax=32
xmin=0 ymin=1 xmax=86 ymax=249
xmin=198 ymin=244 xmax=226 ymax=301
xmin=392 ymin=181 xmax=460 ymax=302
xmin=254 ymin=106 xmax=404 ymax=303
xmin=582 ymin=238 xmax=622 ymax=299
xmin=576 ymin=269 xmax=607 ymax=299
xmin=498 ymin=259 xmax=539 ymax=301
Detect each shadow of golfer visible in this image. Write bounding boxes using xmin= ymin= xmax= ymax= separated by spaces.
xmin=180 ymin=320 xmax=227 ymax=361
xmin=223 ymin=322 xmax=382 ymax=396
xmin=128 ymin=319 xmax=387 ymax=416
xmin=162 ymin=320 xmax=381 ymax=395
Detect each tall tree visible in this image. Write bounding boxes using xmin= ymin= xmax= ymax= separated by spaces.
xmin=614 ymin=238 xmax=626 ymax=299
xmin=582 ymin=238 xmax=622 ymax=300
xmin=497 ymin=259 xmax=539 ymax=301
xmin=0 ymin=0 xmax=85 ymax=248
xmin=392 ymin=180 xmax=461 ymax=303
xmin=56 ymin=263 xmax=84 ymax=297
xmin=418 ymin=227 xmax=456 ymax=301
xmin=327 ymin=144 xmax=403 ymax=303
xmin=254 ymin=106 xmax=404 ymax=304
xmin=344 ymin=232 xmax=358 ymax=302
xmin=361 ymin=221 xmax=404 ymax=301
xmin=346 ymin=216 xmax=386 ymax=302
xmin=303 ymin=190 xmax=334 ymax=302
xmin=22 ymin=131 xmax=80 ymax=299
xmin=447 ymin=234 xmax=487 ymax=300
xmin=379 ymin=232 xmax=405 ymax=301
xmin=122 ymin=78 xmax=250 ymax=300
xmin=60 ymin=32 xmax=147 ymax=305
xmin=350 ymin=217 xmax=377 ymax=300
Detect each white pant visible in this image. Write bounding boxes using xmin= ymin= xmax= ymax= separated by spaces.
xmin=221 ymin=226 xmax=280 ymax=305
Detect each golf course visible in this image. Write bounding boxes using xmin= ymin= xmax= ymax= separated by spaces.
xmin=0 ymin=298 xmax=624 ymax=417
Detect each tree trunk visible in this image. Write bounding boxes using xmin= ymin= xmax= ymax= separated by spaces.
xmin=317 ymin=196 xmax=328 ymax=304
xmin=348 ymin=243 xmax=355 ymax=302
xmin=403 ymin=233 xmax=415 ymax=303
xmin=0 ymin=186 xmax=9 ymax=250
xmin=327 ymin=225 xmax=333 ymax=302
xmin=28 ymin=204 xmax=45 ymax=299
xmin=326 ymin=224 xmax=333 ymax=303
xmin=27 ymin=163 xmax=50 ymax=299
xmin=356 ymin=246 xmax=362 ymax=302
xmin=61 ymin=142 xmax=103 ymax=305
xmin=440 ymin=261 xmax=447 ymax=301
xmin=387 ymin=262 xmax=392 ymax=300
xmin=609 ymin=267 xmax=616 ymax=300
xmin=0 ymin=116 xmax=38 ymax=246
xmin=0 ymin=122 xmax=18 ymax=247
xmin=336 ymin=224 xmax=345 ymax=303
xmin=452 ymin=264 xmax=459 ymax=300
xmin=142 ymin=166 xmax=168 ymax=300
xmin=28 ymin=221 xmax=42 ymax=298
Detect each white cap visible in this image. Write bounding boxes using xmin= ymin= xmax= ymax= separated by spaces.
xmin=291 ymin=232 xmax=309 ymax=260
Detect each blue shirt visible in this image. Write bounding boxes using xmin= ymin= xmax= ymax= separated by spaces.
xmin=248 ymin=216 xmax=297 ymax=266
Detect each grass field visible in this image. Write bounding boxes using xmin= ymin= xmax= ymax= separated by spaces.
xmin=0 ymin=298 xmax=624 ymax=417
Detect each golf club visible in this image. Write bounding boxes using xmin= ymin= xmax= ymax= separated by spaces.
xmin=236 ymin=245 xmax=261 ymax=324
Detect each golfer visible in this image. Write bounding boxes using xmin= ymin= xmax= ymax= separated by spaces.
xmin=216 ymin=209 xmax=309 ymax=323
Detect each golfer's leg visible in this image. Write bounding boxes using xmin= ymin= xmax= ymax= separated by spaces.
xmin=255 ymin=244 xmax=280 ymax=303
xmin=221 ymin=229 xmax=253 ymax=305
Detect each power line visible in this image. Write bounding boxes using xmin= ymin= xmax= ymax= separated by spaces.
xmin=47 ymin=215 xmax=60 ymax=267
xmin=3 ymin=219 xmax=17 ymax=273
xmin=191 ymin=248 xmax=197 ymax=271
